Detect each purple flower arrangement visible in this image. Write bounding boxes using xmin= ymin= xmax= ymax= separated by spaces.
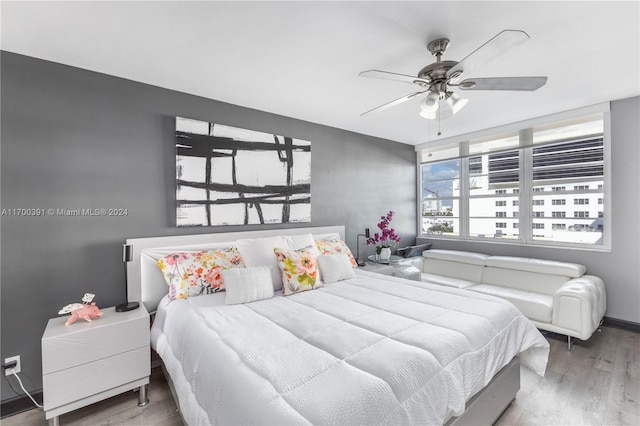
xmin=366 ymin=211 xmax=401 ymax=251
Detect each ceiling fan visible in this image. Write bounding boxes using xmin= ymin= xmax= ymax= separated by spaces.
xmin=360 ymin=30 xmax=547 ymax=119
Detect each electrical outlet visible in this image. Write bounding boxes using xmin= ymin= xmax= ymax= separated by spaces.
xmin=4 ymin=356 xmax=21 ymax=376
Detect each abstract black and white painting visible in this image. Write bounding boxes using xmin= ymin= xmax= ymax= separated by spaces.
xmin=175 ymin=117 xmax=311 ymax=226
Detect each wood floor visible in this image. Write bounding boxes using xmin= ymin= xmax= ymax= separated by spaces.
xmin=3 ymin=325 xmax=638 ymax=425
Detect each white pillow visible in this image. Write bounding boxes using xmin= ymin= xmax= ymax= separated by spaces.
xmin=284 ymin=233 xmax=318 ymax=252
xmin=317 ymin=254 xmax=356 ymax=284
xmin=236 ymin=236 xmax=286 ymax=290
xmin=222 ymin=266 xmax=275 ymax=305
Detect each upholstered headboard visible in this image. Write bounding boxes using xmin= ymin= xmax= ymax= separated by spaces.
xmin=125 ymin=226 xmax=345 ymax=313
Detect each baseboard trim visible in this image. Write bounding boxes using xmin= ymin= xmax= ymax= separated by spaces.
xmin=603 ymin=316 xmax=640 ymax=333
xmin=0 ymin=391 xmax=43 ymax=419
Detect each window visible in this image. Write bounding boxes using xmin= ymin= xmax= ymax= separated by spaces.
xmin=420 ymin=159 xmax=459 ymax=236
xmin=418 ymin=107 xmax=609 ymax=250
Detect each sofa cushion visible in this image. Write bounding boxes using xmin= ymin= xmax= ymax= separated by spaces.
xmin=422 ymin=250 xmax=489 ymax=283
xmin=485 ymin=256 xmax=586 ymax=278
xmin=482 ymin=266 xmax=570 ymax=296
xmin=420 ymin=273 xmax=477 ymax=289
xmin=468 ymin=284 xmax=553 ymax=323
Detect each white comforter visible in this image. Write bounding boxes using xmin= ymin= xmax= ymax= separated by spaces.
xmin=151 ymin=270 xmax=549 ymax=425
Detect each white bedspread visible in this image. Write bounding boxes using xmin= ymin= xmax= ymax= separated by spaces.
xmin=151 ymin=270 xmax=549 ymax=425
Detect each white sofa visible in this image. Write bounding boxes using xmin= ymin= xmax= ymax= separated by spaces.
xmin=405 ymin=249 xmax=606 ymax=349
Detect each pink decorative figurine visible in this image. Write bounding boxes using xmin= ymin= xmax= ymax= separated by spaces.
xmin=58 ymin=293 xmax=103 ymax=325
xmin=64 ymin=302 xmax=103 ymax=325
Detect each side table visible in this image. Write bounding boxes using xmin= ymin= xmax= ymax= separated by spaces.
xmin=359 ymin=259 xmax=422 ymax=281
xmin=41 ymin=305 xmax=150 ymax=425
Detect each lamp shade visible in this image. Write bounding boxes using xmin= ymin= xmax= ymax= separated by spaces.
xmin=445 ymin=92 xmax=469 ymax=114
xmin=420 ymin=91 xmax=440 ymax=112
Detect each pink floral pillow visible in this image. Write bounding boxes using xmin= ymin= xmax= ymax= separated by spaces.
xmin=314 ymin=239 xmax=357 ymax=268
xmin=157 ymin=248 xmax=245 ymax=301
xmin=274 ymin=245 xmax=322 ymax=296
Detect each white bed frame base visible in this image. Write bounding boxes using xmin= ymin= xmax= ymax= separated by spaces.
xmin=126 ymin=225 xmax=519 ymax=425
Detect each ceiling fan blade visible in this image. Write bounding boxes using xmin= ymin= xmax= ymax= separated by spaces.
xmin=359 ymin=69 xmax=430 ymax=86
xmin=447 ymin=30 xmax=530 ymax=81
xmin=458 ymin=76 xmax=548 ymax=91
xmin=361 ymin=90 xmax=428 ymax=116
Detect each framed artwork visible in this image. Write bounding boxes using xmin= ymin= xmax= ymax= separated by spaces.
xmin=175 ymin=117 xmax=311 ymax=226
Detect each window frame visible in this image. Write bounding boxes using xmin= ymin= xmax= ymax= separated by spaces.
xmin=416 ymin=103 xmax=611 ymax=252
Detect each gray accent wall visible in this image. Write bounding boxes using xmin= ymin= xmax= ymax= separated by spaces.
xmin=0 ymin=52 xmax=417 ymax=401
xmin=418 ymin=95 xmax=640 ymax=325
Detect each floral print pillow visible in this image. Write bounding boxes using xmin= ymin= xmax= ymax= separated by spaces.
xmin=157 ymin=248 xmax=245 ymax=302
xmin=274 ymin=245 xmax=322 ymax=296
xmin=315 ymin=239 xmax=357 ymax=268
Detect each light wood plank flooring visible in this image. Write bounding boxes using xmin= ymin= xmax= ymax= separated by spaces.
xmin=3 ymin=325 xmax=638 ymax=425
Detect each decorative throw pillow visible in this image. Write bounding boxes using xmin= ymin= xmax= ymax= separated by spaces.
xmin=315 ymin=239 xmax=358 ymax=268
xmin=274 ymin=245 xmax=322 ymax=296
xmin=317 ymin=254 xmax=357 ymax=284
xmin=236 ymin=236 xmax=287 ymax=291
xmin=157 ymin=248 xmax=245 ymax=301
xmin=223 ymin=266 xmax=275 ymax=305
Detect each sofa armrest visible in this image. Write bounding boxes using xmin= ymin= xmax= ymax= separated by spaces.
xmin=552 ymin=275 xmax=606 ymax=340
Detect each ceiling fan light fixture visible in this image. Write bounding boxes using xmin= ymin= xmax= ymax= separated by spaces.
xmin=445 ymin=92 xmax=469 ymax=114
xmin=420 ymin=91 xmax=440 ymax=112
xmin=419 ymin=109 xmax=438 ymax=120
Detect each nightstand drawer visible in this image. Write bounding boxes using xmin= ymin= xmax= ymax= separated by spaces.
xmin=43 ymin=346 xmax=149 ymax=410
xmin=42 ymin=307 xmax=149 ymax=374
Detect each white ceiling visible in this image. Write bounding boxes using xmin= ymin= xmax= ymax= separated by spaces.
xmin=2 ymin=1 xmax=639 ymax=145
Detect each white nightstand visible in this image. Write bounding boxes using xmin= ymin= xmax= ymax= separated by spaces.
xmin=41 ymin=305 xmax=150 ymax=425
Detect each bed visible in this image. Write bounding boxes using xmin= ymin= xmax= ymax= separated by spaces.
xmin=126 ymin=225 xmax=549 ymax=425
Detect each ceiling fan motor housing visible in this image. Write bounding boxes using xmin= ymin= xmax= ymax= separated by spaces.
xmin=418 ymin=60 xmax=458 ymax=83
